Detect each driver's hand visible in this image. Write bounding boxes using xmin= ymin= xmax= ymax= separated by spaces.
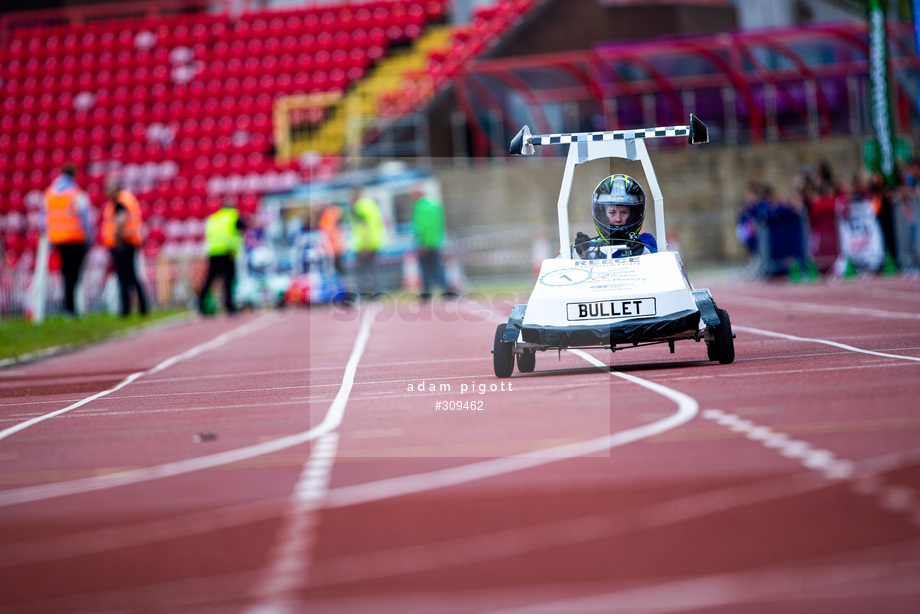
xmin=575 ymin=232 xmax=590 ymax=256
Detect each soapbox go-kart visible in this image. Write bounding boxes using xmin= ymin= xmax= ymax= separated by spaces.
xmin=492 ymin=114 xmax=735 ymax=378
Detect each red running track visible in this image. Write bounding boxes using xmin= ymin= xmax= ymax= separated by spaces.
xmin=1 ymin=274 xmax=919 ymax=613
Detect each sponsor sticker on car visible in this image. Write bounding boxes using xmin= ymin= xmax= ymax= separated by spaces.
xmin=566 ymin=297 xmax=656 ymax=321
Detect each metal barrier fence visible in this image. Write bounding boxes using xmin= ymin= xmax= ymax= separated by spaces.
xmin=0 ymin=249 xmax=208 ymax=318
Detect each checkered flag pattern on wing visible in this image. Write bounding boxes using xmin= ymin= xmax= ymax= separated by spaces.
xmin=529 ymin=126 xmax=690 ymax=146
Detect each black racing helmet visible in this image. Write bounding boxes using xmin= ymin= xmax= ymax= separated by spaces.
xmin=592 ymin=174 xmax=647 ymax=241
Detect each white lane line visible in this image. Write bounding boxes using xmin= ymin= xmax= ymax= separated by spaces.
xmin=315 ymin=471 xmax=830 ymax=588
xmin=245 ymin=307 xmax=378 ymax=612
xmin=0 ymin=400 xmax=307 ymax=423
xmin=9 ymin=445 xmax=920 ymax=574
xmin=481 ymin=558 xmax=920 ymax=614
xmin=722 ymin=294 xmax=920 ymax=320
xmin=703 ymin=410 xmax=920 ymax=529
xmin=324 ymin=348 xmax=698 ymax=509
xmin=312 ymin=434 xmax=920 ymax=589
xmin=873 ymin=288 xmax=920 ymax=301
xmin=702 ymin=410 xmax=854 ymax=480
xmin=0 ymin=308 xmax=376 ymax=508
xmin=120 ymin=356 xmax=487 ymax=385
xmin=247 ymin=433 xmax=341 ymax=614
xmin=0 ymin=497 xmax=290 ymax=568
xmin=736 ymin=325 xmax=920 ymax=363
xmin=0 ymin=314 xmax=277 ymax=444
xmin=8 ymin=354 xmax=920 ymax=415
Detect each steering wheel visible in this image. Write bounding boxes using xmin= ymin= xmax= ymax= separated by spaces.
xmin=574 ymin=234 xmax=645 ymax=258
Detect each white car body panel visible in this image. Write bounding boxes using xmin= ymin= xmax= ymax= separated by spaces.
xmin=522 ymin=252 xmax=699 ymax=334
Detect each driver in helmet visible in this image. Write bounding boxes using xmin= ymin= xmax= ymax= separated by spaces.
xmin=574 ymin=174 xmax=658 ymax=259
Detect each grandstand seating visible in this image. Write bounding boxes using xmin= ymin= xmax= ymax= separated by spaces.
xmin=0 ymin=0 xmax=540 ymax=267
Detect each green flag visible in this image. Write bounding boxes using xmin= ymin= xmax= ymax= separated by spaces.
xmin=868 ymin=0 xmax=897 ymax=185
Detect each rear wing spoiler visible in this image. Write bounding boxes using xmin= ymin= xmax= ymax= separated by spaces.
xmin=510 ymin=114 xmax=709 ymax=156
xmin=508 ymin=114 xmax=709 ymax=256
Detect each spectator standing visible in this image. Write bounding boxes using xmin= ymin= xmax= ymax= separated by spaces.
xmin=411 ymin=186 xmax=451 ymax=299
xmin=736 ymin=182 xmax=765 ymax=257
xmin=43 ymin=163 xmax=92 ymax=318
xmin=870 ymin=172 xmax=899 ymax=269
xmin=350 ymin=189 xmax=386 ymax=299
xmin=101 ymin=175 xmax=148 ymax=317
xmin=317 ymin=203 xmax=346 ymax=274
xmin=199 ymin=200 xmax=245 ymax=315
xmin=804 ymin=180 xmax=840 ymax=274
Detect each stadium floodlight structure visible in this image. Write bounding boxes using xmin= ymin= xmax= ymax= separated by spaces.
xmin=509 ymin=114 xmax=709 ymax=256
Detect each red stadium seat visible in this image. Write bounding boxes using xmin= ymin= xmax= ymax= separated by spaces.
xmin=205 ymin=195 xmax=222 ymax=216
xmin=299 ymin=33 xmax=317 ymax=53
xmin=329 ymin=69 xmax=348 ymax=91
xmin=187 ymin=196 xmax=206 ymax=219
xmin=276 ymin=73 xmax=292 ymax=89
xmin=217 ymin=116 xmax=234 ymax=134
xmin=151 ymin=198 xmax=169 ymax=219
xmin=0 ymin=0 xmax=484 ymax=216
xmin=281 ymin=35 xmax=299 ymax=53
xmin=169 ymin=198 xmax=188 ymax=220
xmin=190 ymin=174 xmax=208 ymax=194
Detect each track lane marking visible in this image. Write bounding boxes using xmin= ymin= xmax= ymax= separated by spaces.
xmin=247 ymin=433 xmax=341 ymax=612
xmin=4 ymin=343 xmax=918 ymax=411
xmin=245 ymin=306 xmax=378 ymax=612
xmin=481 ymin=557 xmax=920 ymax=614
xmin=7 ymin=298 xmax=920 ymax=584
xmin=703 ymin=409 xmax=855 ymax=480
xmin=0 ymin=400 xmax=307 ymax=423
xmin=0 ymin=314 xmax=277 ymax=444
xmin=736 ymin=325 xmax=920 ymax=363
xmin=323 ymin=347 xmax=698 ymax=509
xmin=0 ymin=308 xmax=376 ymax=508
xmin=9 ymin=445 xmax=920 ymax=574
xmin=722 ymin=294 xmax=920 ymax=320
xmin=702 ymin=410 xmax=920 ymax=529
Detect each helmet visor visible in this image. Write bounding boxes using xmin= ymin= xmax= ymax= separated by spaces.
xmin=592 ymin=175 xmax=647 ymax=240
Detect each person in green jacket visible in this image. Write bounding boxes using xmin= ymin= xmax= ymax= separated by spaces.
xmin=198 ymin=200 xmax=246 ymax=314
xmin=411 ymin=185 xmax=451 ymax=300
xmin=350 ymin=188 xmax=386 ymax=299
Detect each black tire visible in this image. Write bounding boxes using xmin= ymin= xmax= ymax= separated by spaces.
xmin=711 ymin=307 xmax=735 ymax=364
xmin=706 ymin=340 xmax=718 ymax=361
xmin=517 ymin=348 xmax=535 ymax=373
xmin=493 ymin=324 xmax=515 ymax=378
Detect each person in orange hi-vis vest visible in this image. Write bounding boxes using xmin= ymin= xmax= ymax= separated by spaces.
xmin=317 ymin=203 xmax=345 ymax=274
xmin=43 ymin=163 xmax=92 ymax=317
xmin=101 ymin=174 xmax=148 ymax=317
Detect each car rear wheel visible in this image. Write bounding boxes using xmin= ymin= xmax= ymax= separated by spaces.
xmin=709 ymin=307 xmax=735 ymax=364
xmin=517 ymin=348 xmax=535 ymax=373
xmin=493 ymin=324 xmax=515 ymax=378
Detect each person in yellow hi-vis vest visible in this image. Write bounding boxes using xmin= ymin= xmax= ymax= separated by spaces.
xmin=350 ymin=188 xmax=386 ymax=299
xmin=198 ymin=200 xmax=245 ymax=315
xmin=44 ymin=163 xmax=92 ymax=318
xmin=101 ymin=174 xmax=148 ymax=317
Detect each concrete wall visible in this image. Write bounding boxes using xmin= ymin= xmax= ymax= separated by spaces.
xmin=433 ymin=136 xmax=863 ymax=270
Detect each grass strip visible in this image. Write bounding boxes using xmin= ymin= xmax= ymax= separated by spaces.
xmin=0 ymin=310 xmax=191 ymax=366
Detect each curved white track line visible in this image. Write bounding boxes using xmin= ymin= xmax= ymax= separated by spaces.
xmin=736 ymin=325 xmax=920 ymax=363
xmin=0 ymin=314 xmax=276 ymax=444
xmin=0 ymin=308 xmax=376 ymax=508
xmin=722 ymin=294 xmax=920 ymax=320
xmin=325 ymin=348 xmax=698 ymax=509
